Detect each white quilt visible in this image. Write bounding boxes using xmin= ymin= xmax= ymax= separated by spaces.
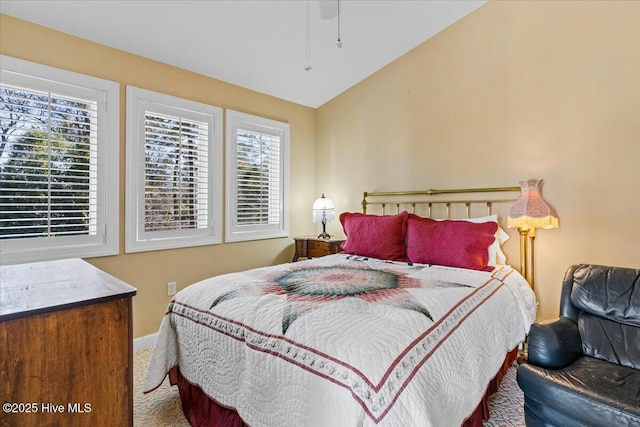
xmin=144 ymin=254 xmax=536 ymax=426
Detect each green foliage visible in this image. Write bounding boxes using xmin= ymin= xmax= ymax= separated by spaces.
xmin=0 ymin=86 xmax=94 ymax=239
xmin=0 ymin=130 xmax=92 ymax=238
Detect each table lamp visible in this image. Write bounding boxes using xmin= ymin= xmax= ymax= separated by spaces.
xmin=312 ymin=194 xmax=335 ymax=239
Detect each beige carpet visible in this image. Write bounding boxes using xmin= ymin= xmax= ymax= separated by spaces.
xmin=133 ymin=348 xmax=189 ymax=427
xmin=134 ymin=348 xmax=525 ymax=426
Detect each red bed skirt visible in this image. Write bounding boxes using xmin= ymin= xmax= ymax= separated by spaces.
xmin=170 ymin=347 xmax=519 ymax=427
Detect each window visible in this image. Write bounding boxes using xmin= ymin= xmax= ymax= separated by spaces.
xmin=0 ymin=56 xmax=119 ymax=264
xmin=226 ymin=110 xmax=289 ymax=242
xmin=126 ymin=86 xmax=222 ymax=253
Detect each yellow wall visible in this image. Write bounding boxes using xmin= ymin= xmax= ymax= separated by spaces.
xmin=0 ymin=14 xmax=318 ymax=337
xmin=317 ymin=0 xmax=640 ymax=320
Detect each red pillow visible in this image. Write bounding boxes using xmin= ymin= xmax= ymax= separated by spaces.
xmin=339 ymin=211 xmax=408 ymax=261
xmin=406 ymin=214 xmax=498 ymax=271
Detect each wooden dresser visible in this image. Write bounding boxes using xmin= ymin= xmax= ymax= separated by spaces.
xmin=0 ymin=259 xmax=137 ymax=427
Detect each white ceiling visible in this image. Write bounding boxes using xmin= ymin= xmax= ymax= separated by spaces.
xmin=0 ymin=0 xmax=487 ymax=108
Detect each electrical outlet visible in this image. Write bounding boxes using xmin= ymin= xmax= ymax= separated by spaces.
xmin=167 ymin=281 xmax=177 ymax=296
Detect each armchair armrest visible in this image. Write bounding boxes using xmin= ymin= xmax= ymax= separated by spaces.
xmin=527 ymin=317 xmax=583 ymax=369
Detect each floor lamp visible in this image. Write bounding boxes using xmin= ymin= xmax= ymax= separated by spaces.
xmin=508 ymin=179 xmax=558 ymax=363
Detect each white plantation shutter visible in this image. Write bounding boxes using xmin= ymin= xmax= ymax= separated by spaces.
xmin=126 ymin=87 xmax=222 ymax=253
xmin=0 ymin=86 xmax=98 ymax=238
xmin=0 ymin=56 xmax=119 ymax=264
xmin=236 ymin=129 xmax=281 ymax=225
xmin=226 ymin=110 xmax=289 ymax=242
xmin=143 ymin=113 xmax=209 ymax=232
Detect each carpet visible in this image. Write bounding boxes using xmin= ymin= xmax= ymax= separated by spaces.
xmin=133 ymin=348 xmax=525 ymax=426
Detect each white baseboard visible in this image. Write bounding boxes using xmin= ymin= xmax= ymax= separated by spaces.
xmin=133 ymin=332 xmax=158 ymax=352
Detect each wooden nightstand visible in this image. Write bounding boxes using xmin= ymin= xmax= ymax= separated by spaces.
xmin=293 ymin=236 xmax=345 ymax=262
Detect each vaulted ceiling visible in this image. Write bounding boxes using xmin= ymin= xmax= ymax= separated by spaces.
xmin=1 ymin=0 xmax=487 ymax=108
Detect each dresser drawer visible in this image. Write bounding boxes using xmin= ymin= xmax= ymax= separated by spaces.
xmin=307 ymin=240 xmax=331 ymax=257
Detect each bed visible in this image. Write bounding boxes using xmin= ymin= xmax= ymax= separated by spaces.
xmin=143 ymin=186 xmax=537 ymax=427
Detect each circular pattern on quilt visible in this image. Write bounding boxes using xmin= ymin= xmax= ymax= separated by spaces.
xmin=274 ymin=267 xmax=399 ymax=297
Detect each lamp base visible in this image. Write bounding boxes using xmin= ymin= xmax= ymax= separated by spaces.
xmin=318 ymin=221 xmax=331 ymax=239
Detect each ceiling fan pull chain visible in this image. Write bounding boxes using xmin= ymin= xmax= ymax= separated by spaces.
xmin=336 ymin=0 xmax=343 ymax=48
xmin=305 ymin=0 xmax=313 ymax=70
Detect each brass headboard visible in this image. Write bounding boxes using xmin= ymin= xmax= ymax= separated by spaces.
xmin=363 ymin=186 xmax=520 ymax=216
xmin=361 ymin=186 xmax=530 ymax=281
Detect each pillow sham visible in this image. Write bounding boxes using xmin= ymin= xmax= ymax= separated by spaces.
xmin=339 ymin=211 xmax=408 ymax=261
xmin=438 ymin=214 xmax=509 ymax=266
xmin=406 ymin=214 xmax=498 ymax=271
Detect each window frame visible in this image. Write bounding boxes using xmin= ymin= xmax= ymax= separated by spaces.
xmin=0 ymin=55 xmax=119 ymax=265
xmin=225 ymin=109 xmax=290 ymax=243
xmin=125 ymin=86 xmax=223 ymax=253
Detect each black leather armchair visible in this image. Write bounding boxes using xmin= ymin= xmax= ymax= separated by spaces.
xmin=517 ymin=264 xmax=640 ymax=427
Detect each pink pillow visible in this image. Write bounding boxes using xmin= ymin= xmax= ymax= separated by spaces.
xmin=406 ymin=214 xmax=498 ymax=271
xmin=340 ymin=211 xmax=408 ymax=261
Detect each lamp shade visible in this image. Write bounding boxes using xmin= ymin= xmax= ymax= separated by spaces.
xmin=507 ymin=179 xmax=558 ymax=231
xmin=312 ymin=194 xmax=335 ymax=224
